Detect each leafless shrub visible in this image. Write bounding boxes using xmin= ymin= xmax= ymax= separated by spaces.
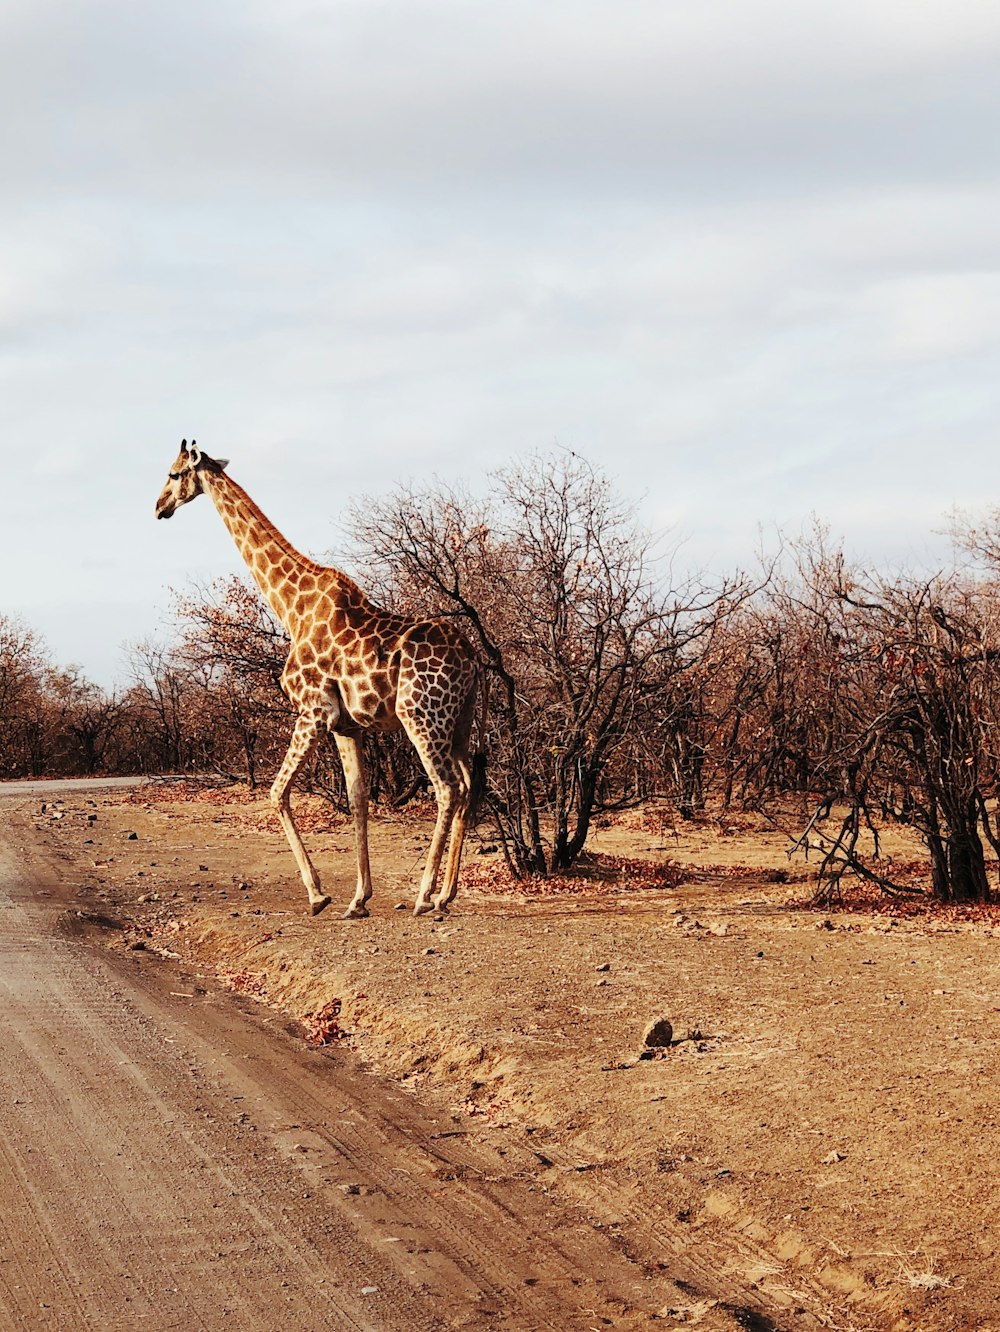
xmin=348 ymin=452 xmax=747 ymax=875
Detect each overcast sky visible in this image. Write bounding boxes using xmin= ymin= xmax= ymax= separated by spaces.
xmin=3 ymin=0 xmax=1000 ymax=687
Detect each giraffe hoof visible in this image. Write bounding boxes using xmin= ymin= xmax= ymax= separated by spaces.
xmin=310 ymin=895 xmax=332 ymax=917
xmin=413 ymin=900 xmax=435 ymax=917
xmin=343 ymin=905 xmax=369 ymax=920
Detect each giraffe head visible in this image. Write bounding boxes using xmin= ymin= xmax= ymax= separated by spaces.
xmin=155 ymin=440 xmax=230 ymax=519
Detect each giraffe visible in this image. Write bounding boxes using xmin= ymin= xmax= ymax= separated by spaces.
xmin=155 ymin=440 xmax=485 ymax=919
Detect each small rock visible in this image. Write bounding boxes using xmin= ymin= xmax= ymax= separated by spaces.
xmin=821 ymin=1150 xmax=846 ymax=1165
xmin=642 ymin=1017 xmax=674 ymax=1048
xmin=340 ymin=1183 xmax=361 ymax=1195
xmin=595 ymin=962 xmax=611 ymax=973
xmin=393 ymin=902 xmax=408 ymax=911
xmin=422 ymin=947 xmax=436 ymax=956
xmin=126 ymin=831 xmax=138 ymax=840
xmin=361 ymin=1286 xmax=379 ymax=1296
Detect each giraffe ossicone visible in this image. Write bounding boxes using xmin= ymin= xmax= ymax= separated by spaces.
xmin=155 ymin=440 xmax=485 ymax=919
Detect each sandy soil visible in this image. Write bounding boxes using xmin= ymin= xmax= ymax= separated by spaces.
xmin=0 ymin=796 xmax=700 ymax=1332
xmin=24 ymin=781 xmax=1000 ymax=1331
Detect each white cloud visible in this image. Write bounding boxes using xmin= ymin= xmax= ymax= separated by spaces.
xmin=1 ymin=1 xmax=999 ymax=684
xmin=858 ymin=273 xmax=1000 ymax=362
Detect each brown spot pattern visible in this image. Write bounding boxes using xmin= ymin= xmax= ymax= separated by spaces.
xmin=158 ymin=451 xmax=484 ymax=918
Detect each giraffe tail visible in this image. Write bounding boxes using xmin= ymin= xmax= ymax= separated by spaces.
xmin=466 ymin=665 xmax=489 ymax=827
xmin=467 ymin=752 xmax=488 ymax=828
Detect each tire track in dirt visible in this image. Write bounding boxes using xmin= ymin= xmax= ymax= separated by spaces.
xmin=83 ymin=921 xmax=660 ymax=1329
xmin=1 ymin=793 xmax=806 ymax=1331
xmin=0 ymin=807 xmax=721 ymax=1332
xmin=0 ymin=857 xmax=390 ymax=1331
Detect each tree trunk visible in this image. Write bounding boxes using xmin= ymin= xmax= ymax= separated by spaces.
xmin=940 ymin=827 xmax=991 ymax=902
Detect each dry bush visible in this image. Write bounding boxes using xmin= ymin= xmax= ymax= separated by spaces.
xmin=349 ymin=452 xmax=747 ymax=875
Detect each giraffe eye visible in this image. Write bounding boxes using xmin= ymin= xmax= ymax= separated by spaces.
xmin=169 ymin=471 xmax=182 ymax=480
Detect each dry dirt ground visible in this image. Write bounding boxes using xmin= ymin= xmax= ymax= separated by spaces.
xmin=19 ymin=781 xmax=1000 ymax=1331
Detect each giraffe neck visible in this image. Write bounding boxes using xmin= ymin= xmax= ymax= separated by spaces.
xmin=201 ymin=467 xmax=332 ymax=628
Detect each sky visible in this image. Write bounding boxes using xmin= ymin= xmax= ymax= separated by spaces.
xmin=3 ymin=0 xmax=1000 ymax=688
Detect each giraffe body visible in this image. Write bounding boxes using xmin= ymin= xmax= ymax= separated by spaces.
xmin=156 ymin=441 xmax=482 ymax=918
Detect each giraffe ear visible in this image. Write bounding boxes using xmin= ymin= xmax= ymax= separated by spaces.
xmin=179 ymin=439 xmax=189 ymax=455
xmin=215 ymin=457 xmax=230 ymax=471
xmin=188 ymin=441 xmax=203 ymax=466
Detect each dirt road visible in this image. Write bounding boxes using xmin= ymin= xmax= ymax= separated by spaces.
xmin=18 ymin=778 xmax=1000 ymax=1331
xmin=0 ymin=797 xmax=705 ymax=1331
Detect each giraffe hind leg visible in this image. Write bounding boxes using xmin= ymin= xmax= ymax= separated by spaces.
xmin=433 ymin=686 xmax=477 ymax=911
xmin=412 ymin=772 xmax=460 ymax=916
xmin=402 ymin=674 xmax=477 ymax=916
xmin=411 ymin=752 xmax=473 ymax=917
xmin=434 ymin=751 xmax=472 ymax=911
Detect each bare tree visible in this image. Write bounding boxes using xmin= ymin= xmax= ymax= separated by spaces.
xmin=126 ymin=641 xmax=199 ymax=773
xmin=0 ymin=616 xmax=51 ymax=776
xmin=350 ymin=453 xmax=744 ymax=875
xmin=173 ymin=579 xmax=291 ymax=786
xmin=47 ymin=669 xmax=124 ymax=774
xmin=775 ymin=540 xmax=1000 ymax=904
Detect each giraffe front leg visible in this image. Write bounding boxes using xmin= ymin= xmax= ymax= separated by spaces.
xmin=334 ymin=733 xmax=373 ymax=919
xmin=270 ymin=713 xmax=331 ymax=916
